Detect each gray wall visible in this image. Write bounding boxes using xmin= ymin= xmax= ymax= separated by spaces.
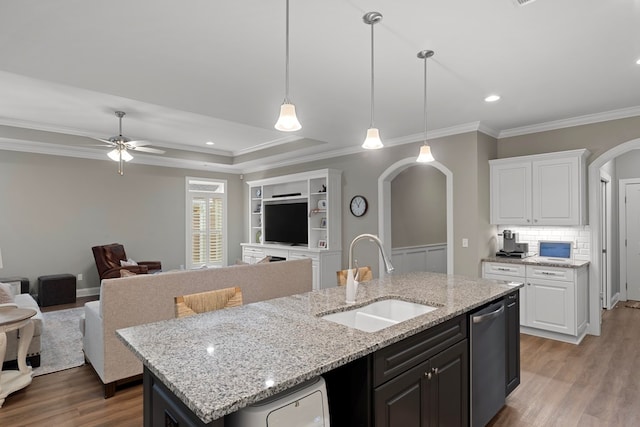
xmin=498 ymin=116 xmax=640 ymax=164
xmin=244 ymin=131 xmax=497 ymax=278
xmin=498 ymin=116 xmax=640 ymax=303
xmin=0 ymin=150 xmax=243 ymax=294
xmin=391 ymin=165 xmax=446 ymax=248
xmin=615 ymin=149 xmax=640 ymax=179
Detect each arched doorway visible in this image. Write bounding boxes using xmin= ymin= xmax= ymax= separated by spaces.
xmin=588 ymin=137 xmax=640 ymax=336
xmin=378 ymin=157 xmax=453 ymax=277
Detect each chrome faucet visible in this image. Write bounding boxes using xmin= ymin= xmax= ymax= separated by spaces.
xmin=346 ymin=233 xmax=394 ymax=304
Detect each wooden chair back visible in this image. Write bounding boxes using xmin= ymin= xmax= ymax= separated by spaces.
xmin=175 ymin=286 xmax=243 ymax=318
xmin=336 ymin=266 xmax=373 ymax=286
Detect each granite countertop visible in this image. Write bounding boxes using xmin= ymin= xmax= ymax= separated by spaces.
xmin=482 ymin=256 xmax=590 ymax=269
xmin=117 ymin=272 xmax=521 ymax=424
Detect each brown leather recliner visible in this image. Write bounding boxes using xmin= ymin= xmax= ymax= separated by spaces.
xmin=92 ymin=243 xmax=162 ymax=280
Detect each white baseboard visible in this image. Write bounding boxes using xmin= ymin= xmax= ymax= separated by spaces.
xmin=611 ymin=292 xmax=620 ymax=308
xmin=77 ymin=286 xmax=100 ymax=297
xmin=520 ymin=325 xmax=586 ymax=345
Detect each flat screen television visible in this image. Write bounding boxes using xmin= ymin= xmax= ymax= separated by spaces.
xmin=264 ymin=202 xmax=308 ymax=245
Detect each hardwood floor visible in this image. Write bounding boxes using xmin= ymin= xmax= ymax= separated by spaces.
xmin=489 ymin=303 xmax=640 ymax=427
xmin=39 ymin=295 xmax=98 ymax=313
xmin=1 ymin=302 xmax=639 ymax=426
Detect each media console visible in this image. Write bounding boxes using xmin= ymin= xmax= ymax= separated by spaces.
xmin=245 ymin=169 xmax=342 ymax=290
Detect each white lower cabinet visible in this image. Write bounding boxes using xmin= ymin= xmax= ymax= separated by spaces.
xmin=241 ymin=244 xmax=341 ymax=291
xmin=242 ymin=247 xmax=265 ymax=265
xmin=483 ymin=261 xmax=588 ymax=344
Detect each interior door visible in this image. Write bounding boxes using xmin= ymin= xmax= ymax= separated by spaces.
xmin=625 ymin=183 xmax=640 ymax=300
xmin=600 ymin=179 xmax=607 ymax=310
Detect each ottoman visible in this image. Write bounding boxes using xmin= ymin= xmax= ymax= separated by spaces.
xmin=38 ymin=274 xmax=76 ymax=307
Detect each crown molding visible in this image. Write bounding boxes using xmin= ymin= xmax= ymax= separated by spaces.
xmin=0 ymin=138 xmax=242 ymax=174
xmin=498 ymin=105 xmax=640 ymax=138
xmin=0 ymin=115 xmax=299 ymax=158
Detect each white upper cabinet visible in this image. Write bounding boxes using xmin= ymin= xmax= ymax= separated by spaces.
xmin=490 ymin=161 xmax=532 ymax=225
xmin=490 ymin=149 xmax=589 ymax=225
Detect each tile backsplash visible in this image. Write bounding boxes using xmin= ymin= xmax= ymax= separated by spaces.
xmin=497 ymin=225 xmax=591 ymax=261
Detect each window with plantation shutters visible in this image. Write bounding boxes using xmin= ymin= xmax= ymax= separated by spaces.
xmin=186 ymin=178 xmax=227 ymax=268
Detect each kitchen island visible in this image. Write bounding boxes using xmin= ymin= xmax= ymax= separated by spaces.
xmin=117 ymin=271 xmax=522 ymax=426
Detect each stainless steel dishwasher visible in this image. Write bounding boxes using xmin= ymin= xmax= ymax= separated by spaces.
xmin=470 ymin=299 xmax=506 ymax=427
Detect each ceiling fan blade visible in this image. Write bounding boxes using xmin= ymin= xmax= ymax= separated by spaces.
xmin=132 ymin=146 xmax=166 ymax=154
xmin=92 ymin=137 xmax=116 ymax=146
xmin=126 ymin=140 xmax=149 ymax=148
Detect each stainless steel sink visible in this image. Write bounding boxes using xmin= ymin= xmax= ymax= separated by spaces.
xmin=320 ymin=299 xmax=438 ymax=332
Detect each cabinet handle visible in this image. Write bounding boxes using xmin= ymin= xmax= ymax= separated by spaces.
xmin=425 ymin=371 xmax=432 ymax=379
xmin=433 ymin=368 xmax=439 ymax=376
xmin=508 ymin=294 xmax=517 ymax=299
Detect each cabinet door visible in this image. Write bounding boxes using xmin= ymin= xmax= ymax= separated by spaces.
xmin=531 ymin=156 xmax=580 ymax=225
xmin=505 ymin=292 xmax=520 ymax=396
xmin=374 ymin=359 xmax=430 ymax=427
xmin=526 ymin=278 xmax=575 ymax=334
xmin=490 ymin=161 xmax=531 ymax=225
xmin=429 ymin=339 xmax=468 ymax=427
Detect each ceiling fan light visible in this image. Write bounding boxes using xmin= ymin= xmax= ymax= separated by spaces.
xmin=416 ymin=144 xmax=435 ymax=163
xmin=121 ymin=149 xmax=133 ymax=162
xmin=107 ymin=149 xmax=120 ymax=162
xmin=362 ymin=128 xmax=383 ymax=149
xmin=274 ymin=103 xmax=302 ymax=131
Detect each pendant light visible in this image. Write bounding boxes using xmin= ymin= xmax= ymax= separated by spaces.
xmin=274 ymin=0 xmax=301 ymax=132
xmin=362 ymin=12 xmax=383 ymax=150
xmin=416 ymin=50 xmax=435 ymax=163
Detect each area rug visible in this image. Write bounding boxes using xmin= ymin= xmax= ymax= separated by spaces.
xmin=626 ymin=301 xmax=640 ymax=309
xmin=32 ymin=307 xmax=85 ymax=377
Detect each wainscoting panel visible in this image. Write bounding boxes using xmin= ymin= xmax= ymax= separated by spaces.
xmin=392 ymin=244 xmax=447 ymax=275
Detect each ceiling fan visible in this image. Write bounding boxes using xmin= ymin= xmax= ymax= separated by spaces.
xmin=95 ymin=111 xmax=165 ymax=175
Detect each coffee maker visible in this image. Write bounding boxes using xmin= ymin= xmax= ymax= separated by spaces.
xmin=497 ymin=230 xmax=529 ymax=257
xmin=501 ymin=229 xmax=517 ymax=253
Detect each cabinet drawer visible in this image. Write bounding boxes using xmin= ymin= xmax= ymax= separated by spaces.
xmin=243 ymin=247 xmax=265 ymax=257
xmin=373 ymin=315 xmax=466 ymax=387
xmin=483 ymin=262 xmax=525 ymax=278
xmin=289 ymin=251 xmax=319 ymax=262
xmin=526 ymin=265 xmax=574 ymax=282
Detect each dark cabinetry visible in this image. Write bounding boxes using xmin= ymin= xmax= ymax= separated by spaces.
xmin=328 ymin=315 xmax=469 ymax=427
xmin=144 ymin=367 xmax=223 ymax=427
xmin=505 ymin=290 xmax=521 ymax=395
xmin=374 ymin=339 xmax=468 ymax=427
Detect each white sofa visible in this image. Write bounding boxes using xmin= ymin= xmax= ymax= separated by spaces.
xmin=82 ymin=259 xmax=312 ymax=398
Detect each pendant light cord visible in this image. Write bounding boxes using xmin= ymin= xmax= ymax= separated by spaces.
xmin=417 ymin=50 xmax=434 ymax=145
xmin=370 ymin=21 xmax=375 ymax=128
xmin=423 ymin=54 xmax=427 ymax=144
xmin=284 ymin=0 xmax=291 ymax=103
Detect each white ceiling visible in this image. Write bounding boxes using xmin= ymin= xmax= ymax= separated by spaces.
xmin=1 ymin=0 xmax=639 ymax=173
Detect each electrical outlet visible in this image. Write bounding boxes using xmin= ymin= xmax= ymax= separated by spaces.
xmin=462 ymin=238 xmax=469 ymax=248
xmin=77 ymin=274 xmax=83 ymax=281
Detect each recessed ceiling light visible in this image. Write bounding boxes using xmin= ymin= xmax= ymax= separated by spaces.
xmin=206 ymin=141 xmax=215 ymax=145
xmin=485 ymin=95 xmax=501 ymax=103
xmin=636 ymin=58 xmax=640 ymax=65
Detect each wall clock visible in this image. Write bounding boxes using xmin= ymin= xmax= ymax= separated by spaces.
xmin=350 ymin=195 xmax=368 ymax=217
